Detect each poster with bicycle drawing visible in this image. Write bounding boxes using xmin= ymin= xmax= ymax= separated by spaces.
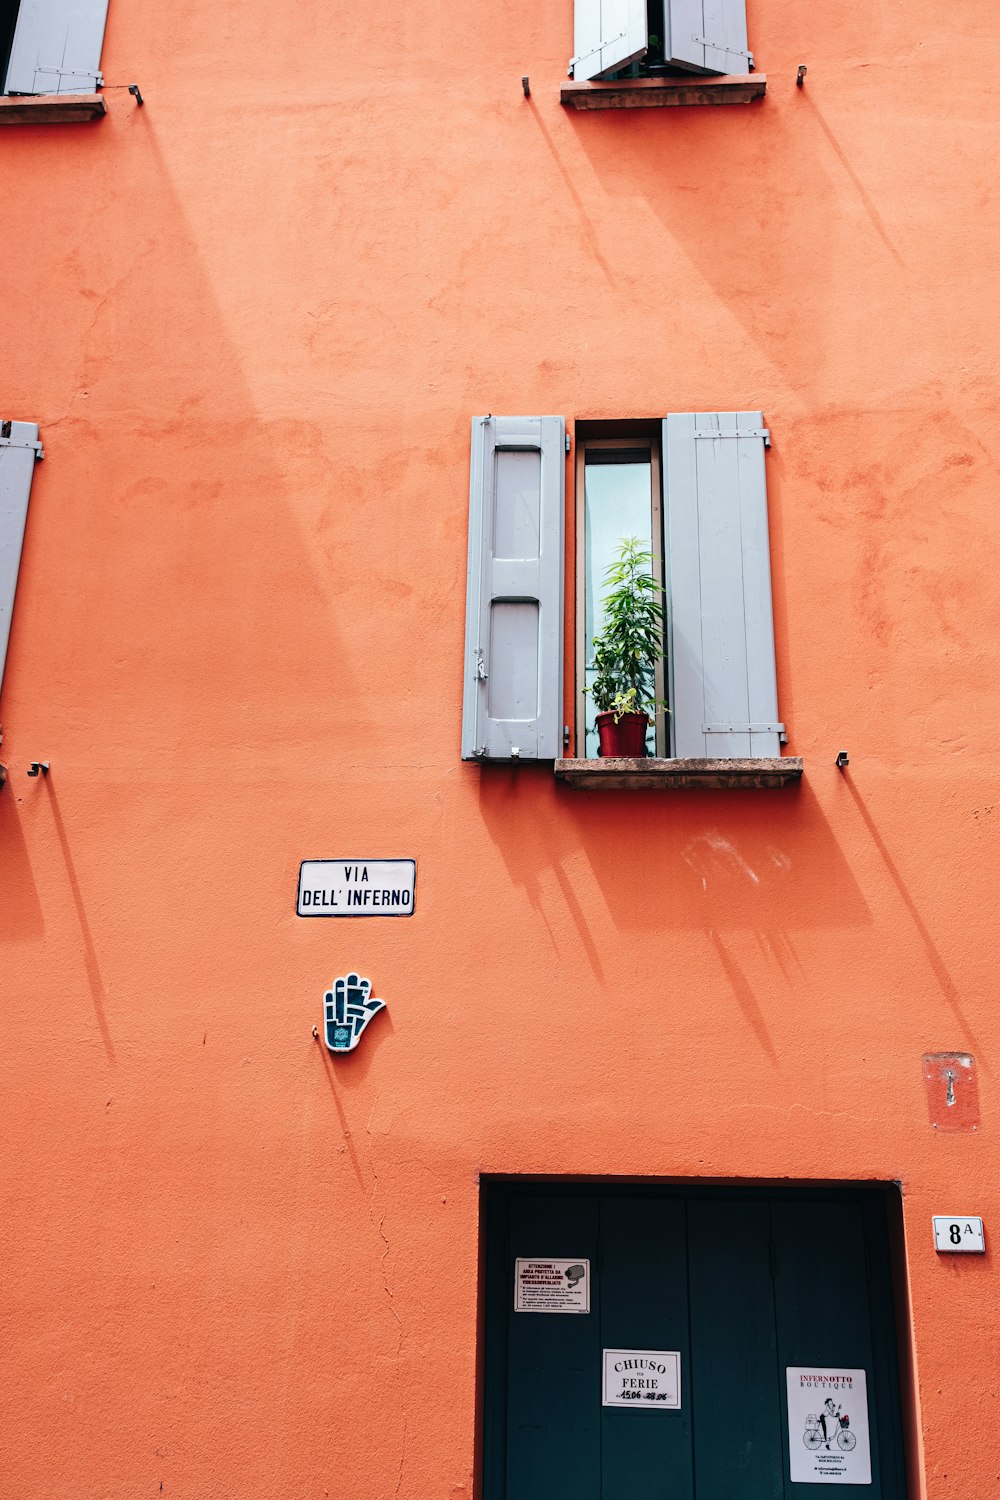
xmin=786 ymin=1368 xmax=872 ymax=1485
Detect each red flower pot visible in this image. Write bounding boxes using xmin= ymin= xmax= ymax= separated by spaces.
xmin=596 ymin=710 xmax=650 ymax=758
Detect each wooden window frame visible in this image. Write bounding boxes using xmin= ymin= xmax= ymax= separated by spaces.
xmin=574 ymin=426 xmax=668 ymax=759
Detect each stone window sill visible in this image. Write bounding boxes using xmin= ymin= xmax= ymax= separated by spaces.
xmin=554 ymin=756 xmax=803 ymax=790
xmin=560 ymin=74 xmax=766 ymax=111
xmin=0 ymin=93 xmax=107 ymax=124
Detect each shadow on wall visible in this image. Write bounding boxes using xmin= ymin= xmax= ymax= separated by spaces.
xmin=477 ymin=767 xmax=985 ymax=1064
xmin=555 ymin=85 xmax=900 ymax=393
xmin=475 ymin=773 xmax=865 ymax=1066
xmin=313 ymin=1010 xmax=395 ymax=1192
xmin=0 ymin=788 xmax=44 ymax=942
xmin=478 ymin=769 xmax=869 ymax=937
xmin=837 ymin=769 xmax=986 ymax=1065
xmin=6 ymin=101 xmax=372 ymax=766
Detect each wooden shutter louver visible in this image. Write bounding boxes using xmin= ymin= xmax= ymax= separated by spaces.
xmin=5 ymin=0 xmax=110 ymax=94
xmin=662 ymin=0 xmax=752 ymax=75
xmin=0 ymin=421 xmax=42 ymax=702
xmin=571 ymin=0 xmax=648 ymax=81
xmin=462 ymin=417 xmax=565 ymax=762
xmin=663 ymin=411 xmax=781 ymax=758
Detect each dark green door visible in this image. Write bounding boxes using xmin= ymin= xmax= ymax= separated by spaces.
xmin=483 ymin=1186 xmax=907 ymax=1500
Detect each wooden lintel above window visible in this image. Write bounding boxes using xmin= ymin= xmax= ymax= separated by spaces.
xmin=0 ymin=93 xmax=107 ymax=124
xmin=554 ymin=756 xmax=802 ymax=790
xmin=560 ymin=74 xmax=766 ymax=110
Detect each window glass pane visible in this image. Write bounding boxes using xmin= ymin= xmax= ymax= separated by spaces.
xmin=584 ymin=451 xmax=654 ymax=758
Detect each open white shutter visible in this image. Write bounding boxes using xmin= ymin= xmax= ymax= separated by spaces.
xmin=663 ymin=0 xmax=752 ymax=75
xmin=5 ymin=0 xmax=110 ymax=94
xmin=0 ymin=421 xmax=42 ymax=703
xmin=462 ymin=417 xmax=565 ymax=762
xmin=571 ymin=0 xmax=647 ymax=82
xmin=663 ymin=412 xmax=781 ymax=759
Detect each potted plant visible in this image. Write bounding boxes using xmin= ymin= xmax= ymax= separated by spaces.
xmin=587 ymin=537 xmax=666 ymax=758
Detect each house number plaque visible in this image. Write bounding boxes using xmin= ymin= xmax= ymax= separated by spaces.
xmin=932 ymin=1215 xmax=985 ymax=1253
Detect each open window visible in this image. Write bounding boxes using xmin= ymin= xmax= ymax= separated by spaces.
xmin=570 ymin=0 xmax=754 ymax=82
xmin=576 ymin=425 xmax=665 ymax=758
xmin=1 ymin=0 xmax=109 ymax=95
xmin=462 ymin=410 xmax=801 ymax=787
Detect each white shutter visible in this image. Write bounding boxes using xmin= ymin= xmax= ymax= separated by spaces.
xmin=0 ymin=421 xmax=42 ymax=702
xmin=6 ymin=0 xmax=110 ymax=94
xmin=462 ymin=417 xmax=565 ymax=762
xmin=663 ymin=412 xmax=780 ymax=758
xmin=663 ymin=0 xmax=752 ymax=75
xmin=571 ymin=0 xmax=647 ymax=82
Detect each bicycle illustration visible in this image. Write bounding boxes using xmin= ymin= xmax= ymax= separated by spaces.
xmin=803 ymin=1401 xmax=857 ymax=1453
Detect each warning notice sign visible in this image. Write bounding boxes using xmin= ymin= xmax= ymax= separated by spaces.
xmin=514 ymin=1258 xmax=590 ymax=1313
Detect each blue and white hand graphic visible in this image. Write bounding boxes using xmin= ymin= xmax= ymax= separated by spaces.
xmin=323 ymin=973 xmax=386 ymax=1052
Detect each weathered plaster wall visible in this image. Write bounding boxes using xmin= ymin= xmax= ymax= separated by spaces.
xmin=3 ymin=0 xmax=999 ymax=1494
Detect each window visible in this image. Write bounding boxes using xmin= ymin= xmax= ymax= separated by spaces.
xmin=570 ymin=0 xmax=754 ymax=83
xmin=462 ymin=411 xmax=791 ymax=773
xmin=0 ymin=420 xmax=42 ymax=704
xmin=2 ymin=0 xmax=109 ymax=96
xmin=577 ymin=426 xmax=665 ymax=758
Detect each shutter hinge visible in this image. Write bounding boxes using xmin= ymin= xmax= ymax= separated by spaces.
xmin=703 ymin=723 xmax=785 ymax=735
xmin=475 ymin=649 xmax=488 ymax=682
xmin=34 ymin=66 xmax=104 ymax=85
xmin=565 ymin=432 xmax=571 ymax=453
xmin=0 ymin=423 xmax=43 ymax=459
xmin=692 ymin=35 xmax=754 ymax=67
xmin=569 ymin=32 xmax=626 ymax=75
xmin=694 ymin=427 xmax=770 ymax=447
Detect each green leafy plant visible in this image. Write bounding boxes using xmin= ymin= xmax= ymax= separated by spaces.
xmin=587 ymin=537 xmax=667 ymax=722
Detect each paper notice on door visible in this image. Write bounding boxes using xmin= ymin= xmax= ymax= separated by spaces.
xmin=786 ymin=1368 xmax=872 ymax=1485
xmin=514 ymin=1258 xmax=590 ymax=1313
xmin=602 ymin=1350 xmax=680 ymax=1409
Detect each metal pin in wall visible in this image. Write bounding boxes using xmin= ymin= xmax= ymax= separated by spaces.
xmin=796 ymin=65 xmax=807 ymax=87
xmin=522 ymin=76 xmax=531 ymax=97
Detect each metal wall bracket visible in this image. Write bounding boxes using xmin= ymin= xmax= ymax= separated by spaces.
xmin=836 ymin=750 xmax=849 ymax=770
xmin=27 ymin=761 xmax=49 ymax=777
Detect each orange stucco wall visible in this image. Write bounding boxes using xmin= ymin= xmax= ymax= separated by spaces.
xmin=3 ymin=0 xmax=999 ymax=1494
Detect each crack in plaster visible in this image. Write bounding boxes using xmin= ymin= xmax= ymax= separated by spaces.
xmin=367 ymin=1096 xmax=407 ymax=1497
